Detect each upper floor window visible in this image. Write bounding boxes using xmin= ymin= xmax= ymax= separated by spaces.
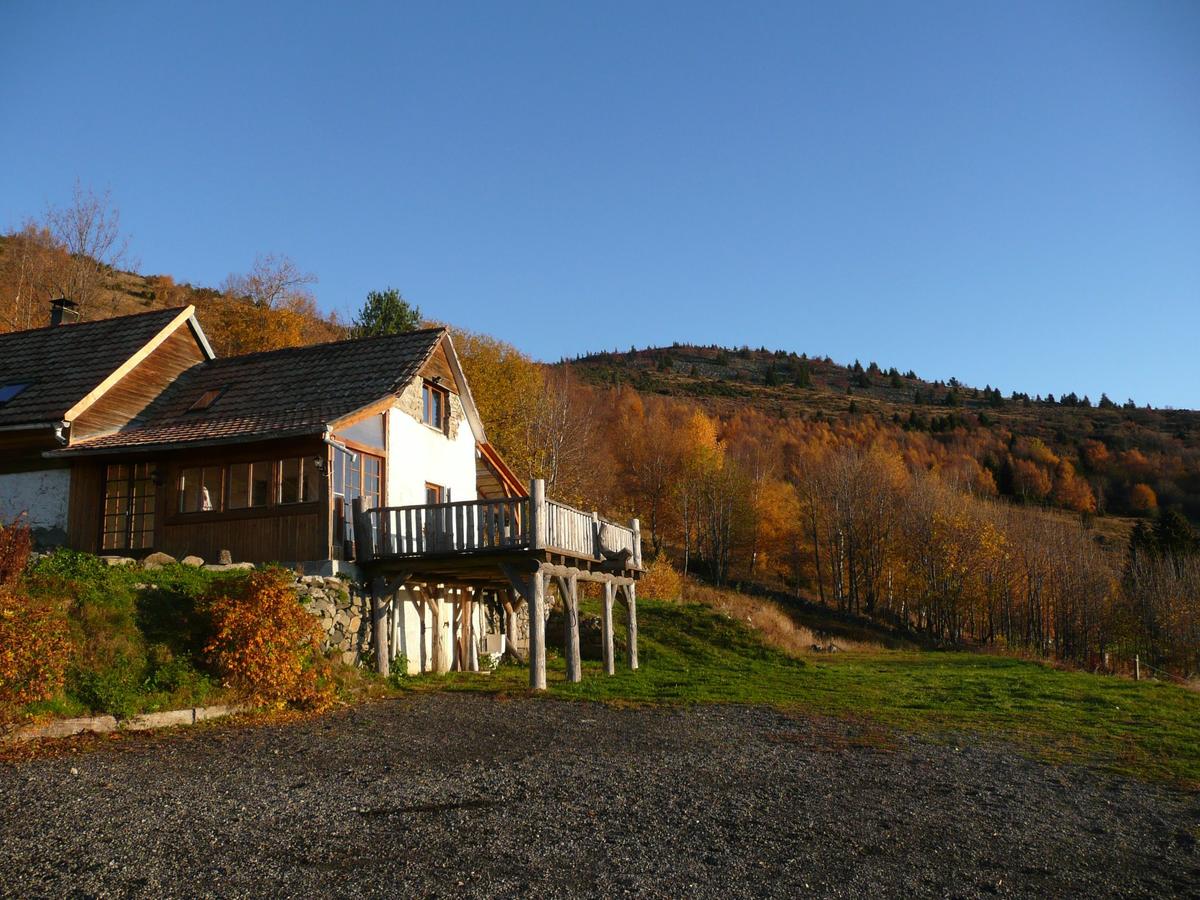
xmin=422 ymin=381 xmax=448 ymax=431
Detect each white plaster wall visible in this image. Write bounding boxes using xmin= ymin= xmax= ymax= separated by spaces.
xmin=385 ymin=381 xmax=477 ymax=506
xmin=0 ymin=469 xmax=70 ymax=531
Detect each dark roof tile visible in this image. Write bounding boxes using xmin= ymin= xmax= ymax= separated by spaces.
xmin=61 ymin=327 xmax=446 ymax=453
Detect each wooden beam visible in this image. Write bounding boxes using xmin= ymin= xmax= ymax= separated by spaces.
xmin=602 ymin=580 xmax=615 ymax=676
xmin=499 ymin=563 xmax=535 ymax=604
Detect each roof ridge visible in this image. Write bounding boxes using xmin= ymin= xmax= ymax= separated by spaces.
xmin=0 ymin=306 xmax=189 ymax=339
xmin=202 ymin=325 xmax=447 ymax=365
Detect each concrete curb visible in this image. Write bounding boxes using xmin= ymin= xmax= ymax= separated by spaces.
xmin=5 ymin=704 xmax=248 ymax=743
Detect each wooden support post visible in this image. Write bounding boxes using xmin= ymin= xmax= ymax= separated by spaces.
xmin=1135 ymin=654 xmax=1141 ymax=682
xmin=530 ymin=479 xmax=545 ymax=549
xmin=631 ymin=517 xmax=642 ymax=570
xmin=530 ymin=569 xmax=547 ymax=690
xmin=502 ymin=589 xmax=524 ymax=663
xmin=602 ymin=579 xmax=615 ymax=676
xmin=431 ymin=586 xmax=449 ymax=674
xmin=468 ymin=590 xmax=480 ymax=673
xmin=623 ymin=582 xmax=639 ymax=670
xmin=370 ymin=577 xmax=390 ymax=678
xmin=463 ymin=590 xmax=477 ymax=673
xmin=412 ymin=584 xmax=429 ymax=673
xmin=561 ymin=572 xmax=581 ymax=683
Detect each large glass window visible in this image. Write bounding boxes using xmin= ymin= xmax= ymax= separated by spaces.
xmin=332 ymin=447 xmax=383 ymax=558
xmin=178 ymin=466 xmax=222 ymax=513
xmin=279 ymin=457 xmax=319 ymax=504
xmin=103 ymin=463 xmax=156 ymax=550
xmin=227 ymin=461 xmax=272 ymax=509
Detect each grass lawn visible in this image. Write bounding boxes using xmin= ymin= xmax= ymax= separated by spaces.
xmin=398 ymin=599 xmax=1200 ymax=788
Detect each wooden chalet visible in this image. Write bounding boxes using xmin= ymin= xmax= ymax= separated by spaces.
xmin=0 ymin=301 xmax=641 ymax=688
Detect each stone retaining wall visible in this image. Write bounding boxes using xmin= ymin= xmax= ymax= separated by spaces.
xmin=293 ymin=575 xmax=373 ymax=666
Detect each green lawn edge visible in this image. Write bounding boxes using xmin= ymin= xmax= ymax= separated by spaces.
xmin=392 ymin=599 xmax=1200 ymax=788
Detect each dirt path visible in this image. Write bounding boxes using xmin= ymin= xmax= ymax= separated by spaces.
xmin=2 ymin=695 xmax=1196 ymax=898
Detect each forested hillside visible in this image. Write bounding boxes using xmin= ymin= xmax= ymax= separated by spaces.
xmin=2 ymin=187 xmax=1196 ymax=677
xmin=569 ymin=344 xmax=1200 ymax=522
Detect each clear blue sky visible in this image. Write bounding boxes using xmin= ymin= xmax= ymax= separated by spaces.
xmin=2 ymin=1 xmax=1197 ymax=407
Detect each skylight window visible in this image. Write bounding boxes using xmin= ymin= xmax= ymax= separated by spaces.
xmin=0 ymin=383 xmax=29 ymax=407
xmin=187 ymin=387 xmax=226 ymax=413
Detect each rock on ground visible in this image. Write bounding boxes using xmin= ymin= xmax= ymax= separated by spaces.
xmin=0 ymin=695 xmax=1196 ymax=899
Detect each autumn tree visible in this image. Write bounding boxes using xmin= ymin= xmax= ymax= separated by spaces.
xmin=42 ymin=181 xmax=132 ymax=316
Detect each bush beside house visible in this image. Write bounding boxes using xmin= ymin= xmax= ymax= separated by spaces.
xmin=0 ymin=519 xmax=352 ymax=727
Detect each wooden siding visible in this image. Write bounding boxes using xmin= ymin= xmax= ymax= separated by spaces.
xmin=418 ymin=340 xmax=459 ymax=394
xmin=67 ymin=462 xmax=104 ymax=553
xmin=71 ymin=328 xmax=206 ymax=441
xmin=156 ymin=436 xmax=328 ymax=562
xmin=160 ymin=508 xmax=323 ymax=562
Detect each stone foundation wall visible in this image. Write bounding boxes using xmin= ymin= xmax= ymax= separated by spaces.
xmin=293 ymin=575 xmax=373 ymax=666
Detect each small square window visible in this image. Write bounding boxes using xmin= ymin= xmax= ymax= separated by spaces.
xmin=187 ymin=387 xmax=226 ymax=413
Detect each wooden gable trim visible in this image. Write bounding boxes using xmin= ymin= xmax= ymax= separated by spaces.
xmin=479 ymin=441 xmax=527 ymax=497
xmin=186 ymin=311 xmax=217 ymax=360
xmin=328 ymin=394 xmax=396 ymax=432
xmin=62 ymin=306 xmax=206 ymax=425
xmin=440 ymin=332 xmax=488 ymax=444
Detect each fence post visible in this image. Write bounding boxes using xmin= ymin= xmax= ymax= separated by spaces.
xmin=1134 ymin=654 xmax=1140 ymax=682
xmin=530 ymin=479 xmax=545 ymax=550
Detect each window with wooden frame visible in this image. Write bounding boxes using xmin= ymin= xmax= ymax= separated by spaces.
xmin=421 ymin=380 xmax=448 ymax=432
xmin=425 ymin=482 xmax=444 ymax=505
xmin=332 ymin=447 xmax=384 ymax=557
xmin=279 ymin=457 xmax=320 ymax=505
xmin=175 ymin=457 xmax=321 ymax=515
xmin=227 ymin=461 xmax=273 ymax=509
xmin=103 ymin=463 xmax=156 ymax=550
xmin=178 ymin=466 xmax=223 ymax=513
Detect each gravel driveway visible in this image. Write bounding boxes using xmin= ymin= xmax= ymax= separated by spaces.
xmin=2 ymin=694 xmax=1197 ymax=898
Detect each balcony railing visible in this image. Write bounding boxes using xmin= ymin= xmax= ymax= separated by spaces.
xmin=351 ymin=480 xmax=640 ymax=569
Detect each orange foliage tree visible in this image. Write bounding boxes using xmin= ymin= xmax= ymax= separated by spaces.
xmin=0 ymin=519 xmax=71 ymax=724
xmin=204 ymin=569 xmax=333 ymax=710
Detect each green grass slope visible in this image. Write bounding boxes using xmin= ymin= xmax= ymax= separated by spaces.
xmin=404 ymin=598 xmax=1200 ymax=787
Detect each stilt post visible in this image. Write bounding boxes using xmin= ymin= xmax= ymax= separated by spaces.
xmin=530 ymin=569 xmax=547 ymax=690
xmin=564 ymin=571 xmax=581 ymax=683
xmin=631 ymin=517 xmax=642 ymax=570
xmin=602 ymin=579 xmax=615 ymax=675
xmin=624 ymin=582 xmax=639 ymax=670
xmin=370 ymin=577 xmax=390 ymax=678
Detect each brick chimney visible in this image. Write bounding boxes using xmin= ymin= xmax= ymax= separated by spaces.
xmin=50 ymin=297 xmax=79 ymax=326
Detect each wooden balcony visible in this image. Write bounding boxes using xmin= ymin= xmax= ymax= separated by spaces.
xmin=351 ymin=480 xmax=641 ymax=572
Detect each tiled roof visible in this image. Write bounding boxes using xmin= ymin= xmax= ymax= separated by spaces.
xmin=59 ymin=327 xmax=447 ymax=453
xmin=0 ymin=308 xmax=188 ymax=428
